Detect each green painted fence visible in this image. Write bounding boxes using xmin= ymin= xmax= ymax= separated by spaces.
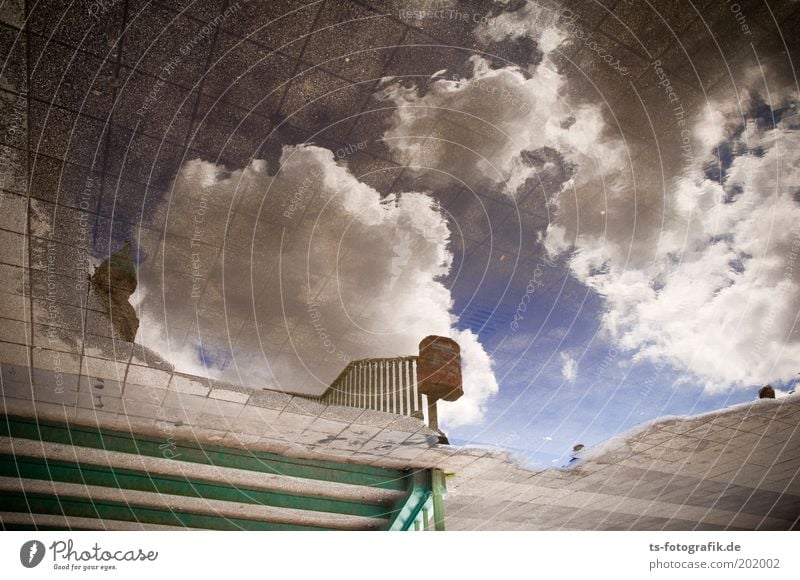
xmin=0 ymin=414 xmax=445 ymax=531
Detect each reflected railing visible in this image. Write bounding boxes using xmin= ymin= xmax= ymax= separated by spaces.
xmin=318 ymin=356 xmax=424 ymax=420
xmin=311 ymin=336 xmax=464 ymax=432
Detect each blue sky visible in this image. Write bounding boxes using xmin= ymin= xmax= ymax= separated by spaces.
xmin=450 ymin=285 xmax=768 ymax=467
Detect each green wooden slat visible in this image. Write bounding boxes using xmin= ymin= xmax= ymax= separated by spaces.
xmin=0 ymin=455 xmax=397 ymax=520
xmin=0 ymin=492 xmax=333 ymax=531
xmin=389 ymin=470 xmax=433 ymax=531
xmin=1 ymin=414 xmax=403 ymax=482
xmin=0 ymin=415 xmax=409 ymax=491
xmin=432 ymin=469 xmax=446 ymax=531
xmin=0 ymin=413 xmax=402 ymax=479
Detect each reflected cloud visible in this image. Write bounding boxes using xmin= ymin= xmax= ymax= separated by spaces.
xmin=135 ymin=146 xmax=498 ymax=427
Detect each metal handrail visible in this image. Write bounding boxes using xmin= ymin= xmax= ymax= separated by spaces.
xmin=315 ymin=356 xmax=424 ymax=419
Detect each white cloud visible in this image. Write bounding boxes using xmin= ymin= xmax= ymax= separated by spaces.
xmin=376 ymin=40 xmax=625 ymax=198
xmin=477 ymin=1 xmax=567 ymax=53
xmin=549 ymin=95 xmax=800 ymax=391
xmin=560 ymin=352 xmax=577 ymax=381
xmin=464 ymin=7 xmax=800 ymax=393
xmin=136 ymin=145 xmax=497 ymax=428
xmin=441 ymin=328 xmax=500 ymax=427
